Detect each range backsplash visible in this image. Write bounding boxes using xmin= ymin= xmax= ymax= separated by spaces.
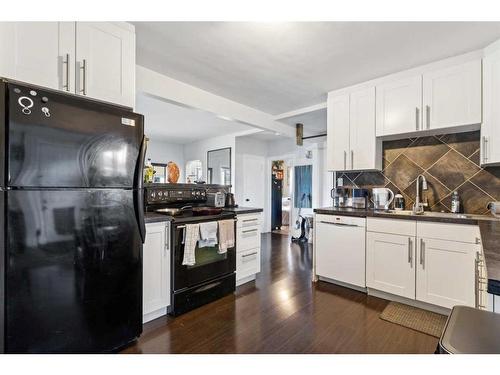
xmin=339 ymin=130 xmax=500 ymax=214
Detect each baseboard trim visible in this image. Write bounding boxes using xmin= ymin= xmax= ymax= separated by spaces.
xmin=236 ymin=274 xmax=256 ymax=287
xmin=367 ymin=288 xmax=451 ymax=315
xmin=143 ymin=306 xmax=168 ymax=324
xmin=317 ymin=276 xmax=367 ymax=293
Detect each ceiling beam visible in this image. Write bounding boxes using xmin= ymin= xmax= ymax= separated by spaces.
xmin=273 ymin=102 xmax=327 ymax=121
xmin=136 ymin=65 xmax=295 ymax=138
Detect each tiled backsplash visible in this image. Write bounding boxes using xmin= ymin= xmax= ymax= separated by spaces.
xmin=339 ymin=130 xmax=500 ymax=214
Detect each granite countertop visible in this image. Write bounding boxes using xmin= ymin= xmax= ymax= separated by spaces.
xmin=222 ymin=207 xmax=263 ymax=215
xmin=314 ymin=206 xmax=500 ymax=295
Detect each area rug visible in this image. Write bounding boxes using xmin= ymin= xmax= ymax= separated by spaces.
xmin=380 ymin=301 xmax=448 ymax=338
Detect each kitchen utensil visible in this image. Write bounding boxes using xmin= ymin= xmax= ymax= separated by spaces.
xmin=155 ymin=205 xmax=193 ymax=216
xmin=371 ymin=188 xmax=395 ymax=210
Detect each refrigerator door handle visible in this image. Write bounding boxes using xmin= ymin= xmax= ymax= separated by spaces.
xmin=134 ymin=136 xmax=147 ymax=243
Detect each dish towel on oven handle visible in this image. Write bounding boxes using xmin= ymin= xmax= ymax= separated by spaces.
xmin=198 ymin=221 xmax=218 ymax=248
xmin=182 ymin=223 xmax=200 ymax=266
xmin=218 ymin=219 xmax=234 ymax=254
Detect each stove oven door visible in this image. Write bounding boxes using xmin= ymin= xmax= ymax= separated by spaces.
xmin=172 ymin=220 xmax=236 ymax=291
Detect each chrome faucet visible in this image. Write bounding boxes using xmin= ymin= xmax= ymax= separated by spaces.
xmin=413 ymin=174 xmax=428 ymax=214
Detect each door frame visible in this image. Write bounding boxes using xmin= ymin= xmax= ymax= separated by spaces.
xmin=265 ymin=154 xmax=294 ymax=233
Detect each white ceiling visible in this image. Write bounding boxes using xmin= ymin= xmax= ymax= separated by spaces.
xmin=278 ymin=108 xmax=327 ymax=133
xmin=134 ymin=22 xmax=500 ymax=115
xmin=136 ymin=93 xmax=251 ymax=144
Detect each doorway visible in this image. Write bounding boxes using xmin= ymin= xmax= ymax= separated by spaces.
xmin=271 ymin=160 xmax=292 ymax=235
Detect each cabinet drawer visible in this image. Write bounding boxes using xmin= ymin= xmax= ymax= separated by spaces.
xmin=236 ymin=247 xmax=261 ymax=280
xmin=417 ymin=221 xmax=480 ymax=244
xmin=237 ymin=226 xmax=261 ymax=252
xmin=316 ymin=214 xmax=366 ymax=227
xmin=367 ymin=217 xmax=416 ymax=236
xmin=237 ymin=213 xmax=261 ymax=228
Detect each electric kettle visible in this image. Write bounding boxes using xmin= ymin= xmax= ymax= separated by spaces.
xmin=371 ymin=188 xmax=395 ymax=210
xmin=225 ymin=192 xmax=236 ymax=207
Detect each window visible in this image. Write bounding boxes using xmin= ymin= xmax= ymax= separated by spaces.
xmin=186 ymin=160 xmax=203 ymax=183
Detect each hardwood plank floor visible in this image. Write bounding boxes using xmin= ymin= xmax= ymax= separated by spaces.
xmin=122 ymin=233 xmax=438 ymax=354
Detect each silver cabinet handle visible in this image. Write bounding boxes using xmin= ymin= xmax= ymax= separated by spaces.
xmin=242 ymin=218 xmax=258 ymax=223
xmin=420 ymin=238 xmax=425 ymax=269
xmin=242 ymin=229 xmax=258 ymax=234
xmin=63 ymin=53 xmax=70 ymax=92
xmin=79 ymin=59 xmax=87 ymax=95
xmin=242 ymin=251 xmax=258 ymax=258
xmin=351 ymin=150 xmax=354 ymax=170
xmin=482 ymin=136 xmax=488 ymax=163
xmin=475 ymin=252 xmax=480 ymax=308
xmin=408 ymin=237 xmax=413 ymax=267
xmin=343 ymin=150 xmax=347 ymax=170
xmin=165 ymin=224 xmax=170 ymax=253
xmin=426 ymin=105 xmax=430 ymax=129
xmin=415 ymin=107 xmax=420 ymax=130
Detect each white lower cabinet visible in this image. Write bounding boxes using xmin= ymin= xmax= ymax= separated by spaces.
xmin=416 ymin=237 xmax=477 ymax=309
xmin=366 ymin=232 xmax=415 ymax=299
xmin=143 ymin=221 xmax=170 ymax=323
xmin=236 ymin=213 xmax=262 ymax=286
xmin=315 ymin=214 xmax=366 ymax=288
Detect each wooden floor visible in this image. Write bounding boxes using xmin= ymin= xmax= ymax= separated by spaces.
xmin=122 ymin=233 xmax=438 ymax=354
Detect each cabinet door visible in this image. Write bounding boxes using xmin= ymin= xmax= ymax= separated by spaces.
xmin=315 ymin=221 xmax=366 ymax=287
xmin=143 ymin=223 xmax=169 ymax=316
xmin=376 ymin=75 xmax=422 ymax=136
xmin=349 ymin=86 xmax=379 ymax=170
xmin=327 ymin=93 xmax=350 ymax=171
xmin=366 ymin=232 xmax=415 ymax=299
xmin=416 ymin=238 xmax=477 ymax=309
xmin=75 ymin=22 xmax=135 ymax=107
xmin=482 ymin=47 xmax=500 ymax=165
xmin=423 ymin=60 xmax=481 ymax=131
xmin=0 ymin=22 xmax=75 ymax=91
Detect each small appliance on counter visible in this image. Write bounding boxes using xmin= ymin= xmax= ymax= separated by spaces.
xmin=352 ymin=188 xmax=369 ymax=209
xmin=331 ymin=187 xmax=351 ymax=207
xmin=225 ymin=192 xmax=237 ymax=207
xmin=488 ymin=201 xmax=500 ymax=217
xmin=371 ymin=187 xmax=395 ymax=210
xmin=207 ymin=191 xmax=226 ymax=207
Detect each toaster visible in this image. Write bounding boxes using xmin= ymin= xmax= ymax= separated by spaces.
xmin=206 ymin=192 xmax=226 ymax=207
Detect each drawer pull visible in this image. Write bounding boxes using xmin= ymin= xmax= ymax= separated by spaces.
xmin=242 ymin=218 xmax=258 ymax=223
xmin=319 ymin=221 xmax=359 ymax=227
xmin=242 ymin=251 xmax=258 ymax=258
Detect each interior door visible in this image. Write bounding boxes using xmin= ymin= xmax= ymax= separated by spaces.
xmin=75 ymin=22 xmax=135 ymax=107
xmin=241 ymin=155 xmax=265 ymax=231
xmin=349 ymin=86 xmax=376 ymax=170
xmin=482 ymin=47 xmax=500 ymax=165
xmin=376 ymin=75 xmax=422 ymax=136
xmin=327 ymin=93 xmax=350 ymax=171
xmin=7 ymin=82 xmax=143 ymax=188
xmin=0 ymin=22 xmax=75 ymax=92
xmin=423 ymin=60 xmax=481 ymax=131
xmin=366 ymin=232 xmax=415 ymax=299
xmin=5 ymin=189 xmax=142 ymax=353
xmin=416 ymin=237 xmax=477 ymax=309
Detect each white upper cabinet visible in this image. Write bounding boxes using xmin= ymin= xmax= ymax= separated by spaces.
xmin=422 ymin=60 xmax=482 ymax=131
xmin=327 ymin=87 xmax=380 ymax=171
xmin=376 ymin=75 xmax=422 ymax=136
xmin=0 ymin=22 xmax=75 ymax=91
xmin=349 ymin=87 xmax=380 ymax=170
xmin=482 ymin=40 xmax=500 ymax=166
xmin=0 ymin=22 xmax=135 ymax=108
xmin=75 ymin=22 xmax=135 ymax=108
xmin=327 ymin=93 xmax=350 ymax=171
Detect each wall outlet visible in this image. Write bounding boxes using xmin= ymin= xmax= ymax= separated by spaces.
xmin=337 ymin=177 xmax=344 ymax=187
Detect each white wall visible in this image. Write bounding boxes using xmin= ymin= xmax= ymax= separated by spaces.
xmin=146 ymin=139 xmax=185 ymax=182
xmin=183 ymin=134 xmax=236 ymax=190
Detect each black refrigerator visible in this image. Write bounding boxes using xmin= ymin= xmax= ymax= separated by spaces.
xmin=0 ymin=79 xmax=146 ymax=353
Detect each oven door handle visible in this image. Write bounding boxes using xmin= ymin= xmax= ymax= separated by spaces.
xmin=193 ymin=280 xmax=222 ymax=294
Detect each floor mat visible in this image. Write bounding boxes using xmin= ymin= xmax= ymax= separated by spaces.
xmin=380 ymin=301 xmax=448 ymax=338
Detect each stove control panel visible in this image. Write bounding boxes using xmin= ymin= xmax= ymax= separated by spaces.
xmin=146 ymin=187 xmax=207 ymax=204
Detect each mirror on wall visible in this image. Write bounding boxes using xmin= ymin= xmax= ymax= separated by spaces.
xmin=207 ymin=147 xmax=231 ymax=185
